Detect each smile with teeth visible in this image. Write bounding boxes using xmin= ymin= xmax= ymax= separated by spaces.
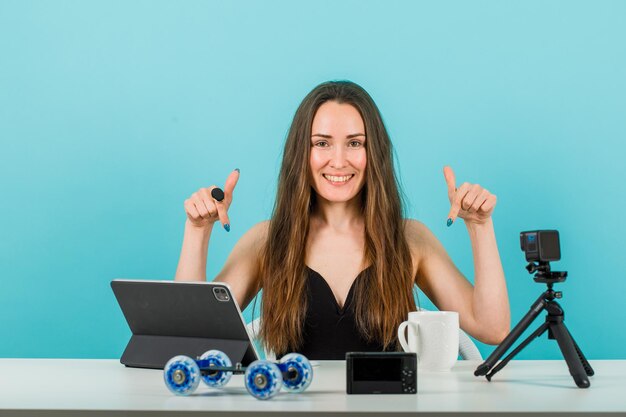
xmin=323 ymin=174 xmax=355 ymax=183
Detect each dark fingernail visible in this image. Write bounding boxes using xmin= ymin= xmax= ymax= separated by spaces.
xmin=447 ymin=218 xmax=453 ymax=227
xmin=224 ymin=223 xmax=230 ymax=232
xmin=235 ymin=168 xmax=240 ymax=173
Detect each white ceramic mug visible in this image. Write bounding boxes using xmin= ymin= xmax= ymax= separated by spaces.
xmin=397 ymin=311 xmax=459 ymax=371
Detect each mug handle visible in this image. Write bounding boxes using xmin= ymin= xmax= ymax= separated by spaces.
xmin=397 ymin=321 xmax=418 ymax=352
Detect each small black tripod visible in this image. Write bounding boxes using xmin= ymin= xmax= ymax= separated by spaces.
xmin=474 ymin=261 xmax=594 ymax=388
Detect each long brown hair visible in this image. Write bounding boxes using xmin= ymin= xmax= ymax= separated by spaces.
xmin=258 ymin=80 xmax=416 ymax=354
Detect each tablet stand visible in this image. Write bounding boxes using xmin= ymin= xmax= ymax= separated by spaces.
xmin=121 ymin=335 xmax=256 ymax=369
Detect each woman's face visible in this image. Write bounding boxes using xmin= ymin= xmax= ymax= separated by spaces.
xmin=309 ymin=101 xmax=367 ymax=203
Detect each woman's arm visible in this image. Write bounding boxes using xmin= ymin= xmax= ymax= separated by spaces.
xmin=212 ymin=221 xmax=268 ymax=311
xmin=410 ymin=166 xmax=510 ymax=345
xmin=175 ymin=219 xmax=266 ymax=310
xmin=411 ymin=219 xmax=510 ymax=345
xmin=175 ymin=170 xmax=239 ymax=282
xmin=174 ymin=220 xmax=214 ymax=281
xmin=174 ymin=169 xmax=266 ymax=310
xmin=465 ymin=218 xmax=510 ymax=343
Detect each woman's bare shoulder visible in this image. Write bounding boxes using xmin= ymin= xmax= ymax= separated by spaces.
xmin=403 ymin=218 xmax=435 ymax=245
xmin=402 ymin=219 xmax=442 ymax=279
xmin=237 ymin=220 xmax=270 ymax=252
xmin=217 ymin=220 xmax=269 ymax=271
xmin=403 ymin=218 xmax=443 ymax=259
xmin=249 ymin=219 xmax=270 ymax=238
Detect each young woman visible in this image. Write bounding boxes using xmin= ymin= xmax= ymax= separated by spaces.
xmin=174 ymin=81 xmax=510 ymax=359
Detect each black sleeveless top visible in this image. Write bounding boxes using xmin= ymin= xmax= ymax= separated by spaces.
xmin=282 ymin=266 xmax=388 ymax=360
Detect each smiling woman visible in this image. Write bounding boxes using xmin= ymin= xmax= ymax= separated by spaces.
xmin=310 ymin=101 xmax=367 ymax=200
xmin=251 ymin=81 xmax=421 ymax=358
xmin=175 ymin=81 xmax=510 ymax=359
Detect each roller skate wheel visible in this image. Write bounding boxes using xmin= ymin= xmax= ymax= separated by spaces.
xmin=200 ymin=349 xmax=233 ymax=387
xmin=163 ymin=355 xmax=201 ymax=396
xmin=245 ymin=360 xmax=283 ymax=400
xmin=279 ymin=353 xmax=313 ymax=393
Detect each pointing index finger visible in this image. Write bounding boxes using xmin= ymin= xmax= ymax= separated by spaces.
xmin=443 ymin=166 xmax=456 ymax=196
xmin=224 ymin=168 xmax=240 ymax=198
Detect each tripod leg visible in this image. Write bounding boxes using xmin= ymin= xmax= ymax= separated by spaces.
xmin=485 ymin=321 xmax=549 ymax=381
xmin=475 ymin=295 xmax=547 ymax=377
xmin=550 ymin=321 xmax=591 ymax=388
xmin=566 ymin=327 xmax=595 ymax=377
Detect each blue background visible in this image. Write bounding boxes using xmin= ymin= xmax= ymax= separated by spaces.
xmin=1 ymin=0 xmax=625 ymax=360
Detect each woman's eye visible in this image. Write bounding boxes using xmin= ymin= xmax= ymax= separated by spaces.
xmin=349 ymin=141 xmax=363 ymax=147
xmin=314 ymin=141 xmax=329 ymax=147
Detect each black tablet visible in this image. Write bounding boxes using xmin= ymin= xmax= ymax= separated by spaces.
xmin=111 ymin=279 xmax=260 ymax=369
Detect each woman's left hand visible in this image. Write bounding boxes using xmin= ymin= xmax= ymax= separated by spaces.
xmin=444 ymin=166 xmax=497 ymax=226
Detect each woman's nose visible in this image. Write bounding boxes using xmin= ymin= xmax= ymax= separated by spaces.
xmin=330 ymin=146 xmax=347 ymax=168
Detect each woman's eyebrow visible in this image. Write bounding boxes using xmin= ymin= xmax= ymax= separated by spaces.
xmin=347 ymin=133 xmax=366 ymax=139
xmin=311 ymin=133 xmax=366 ymax=138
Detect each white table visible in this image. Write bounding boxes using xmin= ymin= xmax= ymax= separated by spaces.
xmin=0 ymin=359 xmax=624 ymax=416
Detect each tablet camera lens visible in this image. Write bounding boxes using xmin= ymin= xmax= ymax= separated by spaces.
xmin=213 ymin=287 xmax=230 ymax=302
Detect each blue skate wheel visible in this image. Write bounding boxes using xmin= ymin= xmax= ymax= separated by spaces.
xmin=279 ymin=353 xmax=313 ymax=392
xmin=163 ymin=355 xmax=201 ymax=396
xmin=199 ymin=350 xmax=233 ymax=387
xmin=244 ymin=360 xmax=283 ymax=400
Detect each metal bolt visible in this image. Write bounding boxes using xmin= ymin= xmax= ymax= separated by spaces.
xmin=173 ymin=370 xmax=186 ymax=384
xmin=254 ymin=374 xmax=268 ymax=389
xmin=208 ymin=363 xmax=218 ymax=377
xmin=286 ymin=366 xmax=298 ymax=381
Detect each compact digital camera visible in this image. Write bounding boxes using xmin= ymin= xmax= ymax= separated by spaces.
xmin=346 ymin=352 xmax=417 ymax=394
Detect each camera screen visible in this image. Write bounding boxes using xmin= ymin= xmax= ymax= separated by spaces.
xmin=353 ymin=357 xmax=402 ymax=381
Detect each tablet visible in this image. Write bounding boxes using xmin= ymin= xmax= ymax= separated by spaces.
xmin=111 ymin=279 xmax=260 ymax=369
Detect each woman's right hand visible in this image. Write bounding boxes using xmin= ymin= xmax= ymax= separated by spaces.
xmin=184 ymin=169 xmax=240 ymax=231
